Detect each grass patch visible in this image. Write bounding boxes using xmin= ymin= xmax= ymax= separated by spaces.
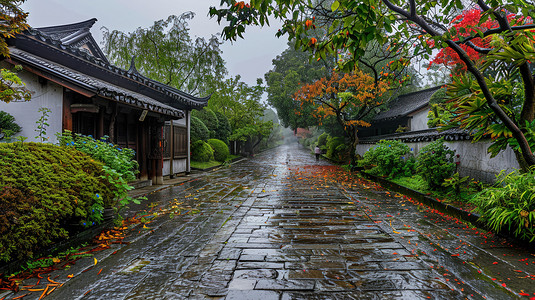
xmin=227 ymin=154 xmax=241 ymax=161
xmin=389 ymin=174 xmax=480 ymax=206
xmin=191 ymin=160 xmax=221 ymax=169
xmin=191 ymin=155 xmax=242 ymax=170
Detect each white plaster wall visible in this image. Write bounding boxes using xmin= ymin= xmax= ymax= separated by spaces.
xmin=163 ymin=158 xmax=187 ymax=176
xmin=356 ymin=139 xmax=520 ymax=182
xmin=0 ymin=68 xmax=63 ymax=143
xmin=409 ymin=108 xmax=430 ymax=131
xmin=173 ymin=117 xmax=186 ymax=126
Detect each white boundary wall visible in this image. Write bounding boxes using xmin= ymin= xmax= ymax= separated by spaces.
xmin=356 ymin=139 xmax=520 ymax=182
xmin=0 ymin=67 xmax=64 ymax=143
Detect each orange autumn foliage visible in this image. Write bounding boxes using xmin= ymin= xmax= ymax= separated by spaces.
xmin=293 ymin=71 xmax=388 ymax=127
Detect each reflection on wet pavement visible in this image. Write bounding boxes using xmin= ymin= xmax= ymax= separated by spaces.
xmin=15 ymin=143 xmax=535 ymax=300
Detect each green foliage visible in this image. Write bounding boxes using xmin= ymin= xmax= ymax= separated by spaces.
xmin=207 ymin=138 xmax=230 ymax=162
xmin=264 ymin=41 xmax=328 ymax=130
xmin=0 ymin=143 xmax=116 ymax=262
xmin=100 ymin=165 xmax=141 ymax=222
xmin=0 ymin=2 xmax=28 ymax=58
xmin=190 ymin=116 xmax=209 ymax=142
xmin=192 ymin=108 xmax=219 ymax=139
xmin=210 ymin=0 xmax=535 ymax=168
xmin=416 ymin=139 xmax=456 ymax=189
xmin=102 ymin=13 xmax=226 ymax=96
xmin=361 ymin=140 xmax=414 ymax=178
xmin=442 ymin=172 xmax=470 ymax=195
xmin=35 ymin=107 xmax=51 ymax=142
xmin=0 ymin=110 xmax=21 ymax=138
xmin=57 ymin=131 xmax=139 ymax=182
xmin=191 ymin=140 xmax=214 ymax=162
xmin=213 ymin=111 xmax=231 ymax=144
xmin=208 ymin=76 xmax=274 ymax=152
xmin=317 ymin=132 xmax=328 ymax=148
xmin=326 ymin=137 xmax=345 ymax=159
xmin=429 ymin=88 xmax=447 ymax=105
xmin=471 ymin=169 xmax=535 ymax=242
xmin=334 ymin=144 xmax=349 ymax=161
xmin=0 ymin=65 xmax=31 ymax=104
xmin=427 ymin=103 xmax=454 ymax=128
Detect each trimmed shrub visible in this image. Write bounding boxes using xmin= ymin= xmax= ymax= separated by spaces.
xmin=416 ymin=139 xmax=456 ymax=189
xmin=326 ymin=137 xmax=345 ymax=159
xmin=193 ymin=108 xmax=219 ymax=138
xmin=0 ymin=143 xmax=116 ymax=262
xmin=191 ymin=140 xmax=214 ymax=162
xmin=335 ymin=144 xmax=349 ymax=161
xmin=0 ymin=111 xmax=21 ymax=138
xmin=471 ymin=170 xmax=535 ymax=242
xmin=190 ymin=116 xmax=209 ymax=142
xmin=360 ymin=140 xmax=414 ymax=178
xmin=207 ymin=138 xmax=230 ymax=162
xmin=317 ymin=132 xmax=329 ymax=148
xmin=214 ymin=111 xmax=231 ymax=144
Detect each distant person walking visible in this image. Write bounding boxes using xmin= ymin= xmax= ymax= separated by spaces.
xmin=315 ymin=146 xmax=321 ymax=161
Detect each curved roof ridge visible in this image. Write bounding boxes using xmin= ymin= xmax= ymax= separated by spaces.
xmin=36 ymin=18 xmax=98 ymax=34
xmin=21 ymin=23 xmax=210 ymax=110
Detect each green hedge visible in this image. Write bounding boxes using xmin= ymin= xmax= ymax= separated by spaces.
xmin=416 ymin=139 xmax=456 ymax=189
xmin=191 ymin=140 xmax=214 ymax=162
xmin=0 ymin=143 xmax=116 ymax=262
xmin=207 ymin=138 xmax=229 ymax=162
xmin=326 ymin=137 xmax=345 ymax=159
xmin=360 ymin=140 xmax=414 ymax=178
xmin=191 ymin=116 xmax=209 ymax=142
xmin=192 ymin=108 xmax=219 ymax=139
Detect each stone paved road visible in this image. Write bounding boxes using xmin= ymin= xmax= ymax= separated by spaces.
xmin=5 ymin=143 xmax=535 ymax=299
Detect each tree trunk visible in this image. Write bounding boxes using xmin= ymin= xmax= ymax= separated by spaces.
xmin=514 ymin=149 xmax=529 ymax=173
xmin=349 ymin=125 xmax=359 ymax=166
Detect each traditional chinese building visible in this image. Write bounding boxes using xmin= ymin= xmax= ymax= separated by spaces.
xmin=356 ymin=86 xmax=519 ymax=182
xmin=0 ymin=19 xmax=209 ymax=185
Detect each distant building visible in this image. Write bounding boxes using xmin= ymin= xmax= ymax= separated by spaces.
xmin=356 ymin=86 xmax=519 ymax=182
xmin=0 ymin=19 xmax=209 ymax=185
xmin=359 ymin=86 xmax=441 ymax=137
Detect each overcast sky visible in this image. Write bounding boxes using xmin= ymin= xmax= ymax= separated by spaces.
xmin=21 ymin=0 xmax=289 ymax=87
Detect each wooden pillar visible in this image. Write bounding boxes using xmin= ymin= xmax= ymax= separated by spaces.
xmin=109 ymin=103 xmax=118 ymax=143
xmin=169 ymin=120 xmax=174 ymax=179
xmin=186 ymin=111 xmax=191 ymax=174
xmin=155 ymin=122 xmax=164 ymax=185
xmin=139 ymin=122 xmax=148 ymax=181
xmin=62 ymin=89 xmax=73 ymax=131
xmin=97 ymin=108 xmax=104 ymax=138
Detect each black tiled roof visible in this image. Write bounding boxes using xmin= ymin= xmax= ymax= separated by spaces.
xmin=10 ymin=48 xmax=184 ymax=118
xmin=359 ymin=128 xmax=472 ymax=144
xmin=12 ymin=19 xmax=210 ymax=111
xmin=36 ymin=19 xmax=109 ymax=63
xmin=374 ymin=86 xmax=441 ymax=121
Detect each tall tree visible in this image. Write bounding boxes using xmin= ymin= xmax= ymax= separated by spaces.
xmin=210 ymin=0 xmax=535 ymax=169
xmin=208 ymin=76 xmax=273 ymax=154
xmin=264 ymin=42 xmax=330 ymax=131
xmin=295 ymin=70 xmax=389 ymax=163
xmin=102 ymin=13 xmax=226 ymax=96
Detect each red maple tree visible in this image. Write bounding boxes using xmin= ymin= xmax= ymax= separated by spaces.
xmin=428 ymin=9 xmax=533 ymax=73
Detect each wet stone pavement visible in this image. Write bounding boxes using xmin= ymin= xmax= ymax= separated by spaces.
xmin=5 ymin=143 xmax=535 ymax=299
